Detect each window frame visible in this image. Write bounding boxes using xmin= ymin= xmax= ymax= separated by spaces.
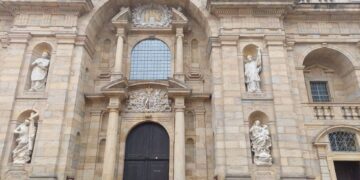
xmin=309 ymin=81 xmax=331 ymax=103
xmin=129 ymin=38 xmax=172 ymax=80
xmin=328 ymin=131 xmax=358 ymax=152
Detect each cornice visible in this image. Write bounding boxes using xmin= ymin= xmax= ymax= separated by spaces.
xmin=2 ymin=0 xmax=93 ymax=15
xmin=209 ymin=0 xmax=294 ymax=16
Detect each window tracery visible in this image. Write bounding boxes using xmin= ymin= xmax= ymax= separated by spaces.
xmin=329 ymin=131 xmax=358 ymax=152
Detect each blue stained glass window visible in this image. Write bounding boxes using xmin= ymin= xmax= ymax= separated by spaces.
xmin=130 ymin=39 xmax=171 ymax=80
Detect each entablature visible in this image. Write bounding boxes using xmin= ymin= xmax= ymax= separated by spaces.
xmin=2 ymin=0 xmax=93 ymax=15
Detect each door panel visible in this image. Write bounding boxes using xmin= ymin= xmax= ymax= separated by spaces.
xmin=123 ymin=161 xmax=146 ymax=180
xmin=124 ymin=123 xmax=169 ymax=180
xmin=334 ymin=161 xmax=360 ymax=180
xmin=148 ymin=161 xmax=169 ymax=180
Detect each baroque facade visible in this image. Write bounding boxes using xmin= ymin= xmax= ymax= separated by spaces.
xmin=0 ymin=0 xmax=360 ymax=179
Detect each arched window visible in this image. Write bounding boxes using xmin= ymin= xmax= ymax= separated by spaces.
xmin=130 ymin=39 xmax=171 ymax=80
xmin=329 ymin=131 xmax=358 ymax=152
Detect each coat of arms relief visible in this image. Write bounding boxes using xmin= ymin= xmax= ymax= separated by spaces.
xmin=126 ymin=88 xmax=172 ymax=112
xmin=132 ymin=4 xmax=172 ymax=28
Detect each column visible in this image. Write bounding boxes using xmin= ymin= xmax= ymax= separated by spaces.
xmin=112 ymin=28 xmax=125 ymax=81
xmin=102 ymin=97 xmax=121 ymax=180
xmin=175 ymin=27 xmax=184 ymax=81
xmin=174 ymin=96 xmax=186 ymax=180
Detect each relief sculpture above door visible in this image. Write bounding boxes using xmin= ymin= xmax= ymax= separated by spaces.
xmin=126 ymin=88 xmax=172 ymax=112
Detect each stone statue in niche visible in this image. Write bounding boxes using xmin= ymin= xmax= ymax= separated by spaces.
xmin=29 ymin=51 xmax=50 ymax=92
xmin=244 ymin=48 xmax=262 ymax=93
xmin=249 ymin=120 xmax=272 ymax=166
xmin=12 ymin=111 xmax=39 ymax=164
xmin=126 ymin=88 xmax=171 ymax=112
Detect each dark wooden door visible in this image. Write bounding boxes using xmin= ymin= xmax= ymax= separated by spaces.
xmin=123 ymin=123 xmax=169 ymax=180
xmin=334 ymin=161 xmax=360 ymax=180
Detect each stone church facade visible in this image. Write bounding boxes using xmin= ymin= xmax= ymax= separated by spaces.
xmin=1 ymin=0 xmax=360 ymax=179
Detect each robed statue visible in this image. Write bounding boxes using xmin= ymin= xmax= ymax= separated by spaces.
xmin=12 ymin=111 xmax=39 ymax=164
xmin=244 ymin=48 xmax=262 ymax=93
xmin=249 ymin=120 xmax=272 ymax=165
xmin=29 ymin=51 xmax=50 ymax=92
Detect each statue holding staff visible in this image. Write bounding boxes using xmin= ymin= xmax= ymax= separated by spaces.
xmin=244 ymin=48 xmax=262 ymax=93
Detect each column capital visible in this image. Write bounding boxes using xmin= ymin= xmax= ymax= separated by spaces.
xmin=107 ymin=97 xmax=122 ymax=110
xmin=176 ymin=27 xmax=184 ymax=37
xmin=116 ymin=27 xmax=127 ymax=38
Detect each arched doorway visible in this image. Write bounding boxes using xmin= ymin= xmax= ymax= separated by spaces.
xmin=123 ymin=122 xmax=169 ymax=180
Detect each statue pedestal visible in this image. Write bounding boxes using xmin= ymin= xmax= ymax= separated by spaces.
xmin=4 ymin=164 xmax=28 ymax=180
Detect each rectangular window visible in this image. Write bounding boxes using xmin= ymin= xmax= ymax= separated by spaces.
xmin=310 ymin=81 xmax=330 ymax=102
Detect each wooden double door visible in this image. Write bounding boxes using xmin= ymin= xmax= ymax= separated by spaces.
xmin=123 ymin=123 xmax=169 ymax=180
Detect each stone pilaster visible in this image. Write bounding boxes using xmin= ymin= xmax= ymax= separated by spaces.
xmin=82 ymin=110 xmax=102 ymax=180
xmin=209 ymin=38 xmax=227 ymax=180
xmin=194 ymin=106 xmax=209 ymax=180
xmin=174 ymin=96 xmax=186 ymax=180
xmin=0 ymin=32 xmax=31 ymax=175
xmin=101 ymin=97 xmax=121 ymax=180
xmin=266 ymin=35 xmax=305 ymax=178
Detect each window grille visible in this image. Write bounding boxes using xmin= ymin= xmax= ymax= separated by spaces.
xmin=329 ymin=131 xmax=358 ymax=152
xmin=130 ymin=39 xmax=171 ymax=80
xmin=310 ymin=81 xmax=330 ymax=102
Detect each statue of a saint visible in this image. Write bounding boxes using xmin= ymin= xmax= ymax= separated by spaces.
xmin=244 ymin=48 xmax=262 ymax=93
xmin=29 ymin=51 xmax=50 ymax=92
xmin=12 ymin=111 xmax=39 ymax=164
xmin=249 ymin=120 xmax=272 ymax=165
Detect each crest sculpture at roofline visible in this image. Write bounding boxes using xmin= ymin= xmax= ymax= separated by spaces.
xmin=126 ymin=88 xmax=172 ymax=113
xmin=132 ymin=4 xmax=172 ymax=28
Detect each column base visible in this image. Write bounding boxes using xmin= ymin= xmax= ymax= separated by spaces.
xmin=173 ymin=73 xmax=185 ymax=82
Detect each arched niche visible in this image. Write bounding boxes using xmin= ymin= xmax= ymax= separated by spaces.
xmin=191 ymin=39 xmax=199 ymax=64
xmin=100 ymin=39 xmax=112 ymax=69
xmin=95 ymin=138 xmax=106 ymax=179
xmin=72 ymin=132 xmax=81 ymax=169
xmin=100 ymin=112 xmax=109 ymax=133
xmin=185 ymin=110 xmax=195 ymax=131
xmin=185 ymin=138 xmax=195 ymax=179
xmin=248 ymin=111 xmax=273 ymax=166
xmin=97 ymin=139 xmax=106 ymax=163
xmin=248 ymin=111 xmax=269 ymax=126
xmin=303 ymin=47 xmax=359 ymax=102
xmin=26 ymin=42 xmax=53 ymax=91
xmin=242 ymin=44 xmax=264 ymax=93
xmin=11 ymin=109 xmax=39 ymax=163
xmin=243 ymin=44 xmax=259 ymax=58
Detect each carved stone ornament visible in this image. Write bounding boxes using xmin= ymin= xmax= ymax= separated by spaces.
xmin=13 ymin=111 xmax=39 ymax=164
xmin=132 ymin=4 xmax=172 ymax=28
xmin=126 ymin=88 xmax=172 ymax=112
xmin=249 ymin=120 xmax=272 ymax=166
